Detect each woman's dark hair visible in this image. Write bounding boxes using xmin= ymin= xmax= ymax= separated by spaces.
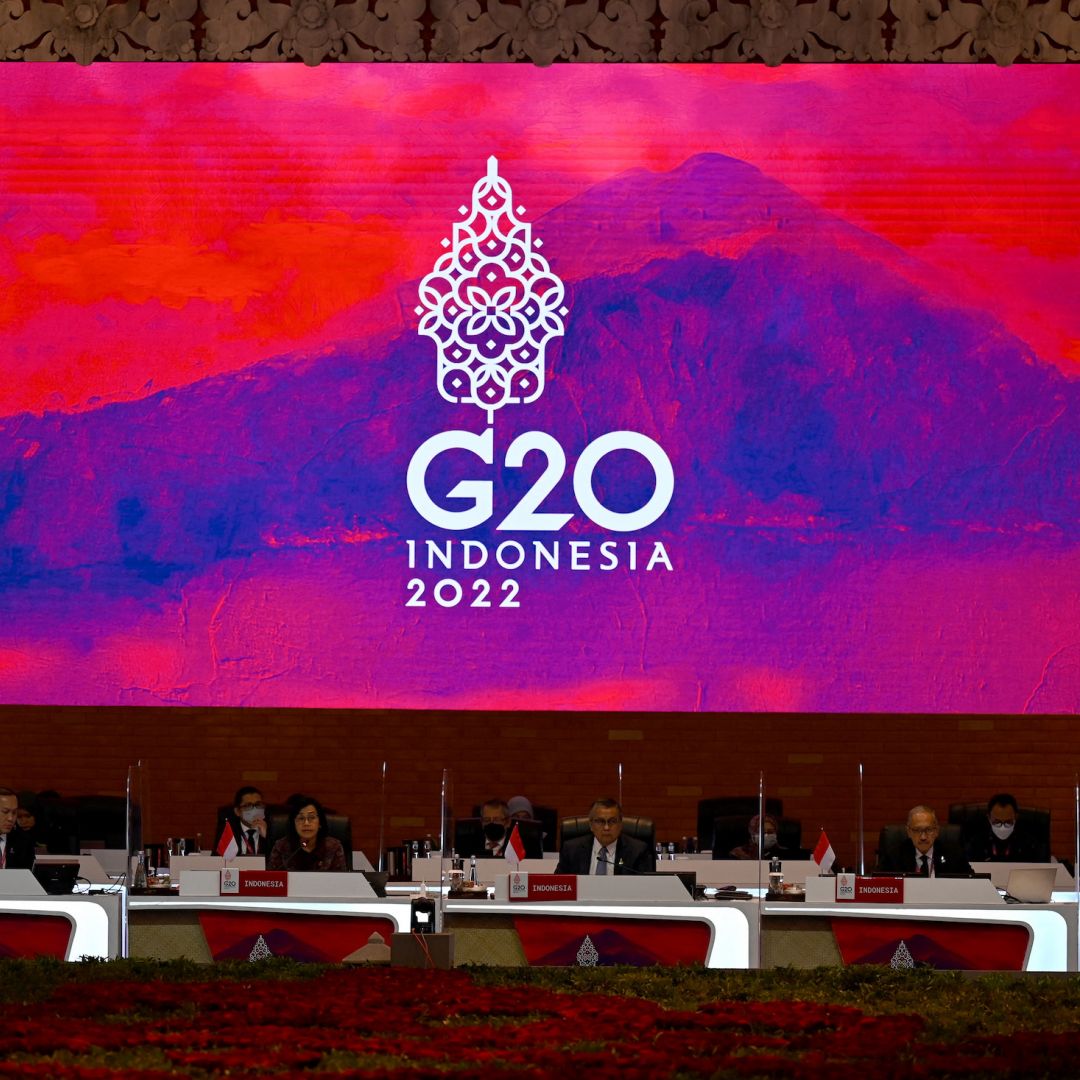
xmin=285 ymin=794 xmax=327 ymax=845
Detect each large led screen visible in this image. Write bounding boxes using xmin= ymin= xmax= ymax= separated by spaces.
xmin=1 ymin=65 xmax=1078 ymax=713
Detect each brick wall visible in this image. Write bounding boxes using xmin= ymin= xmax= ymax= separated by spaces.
xmin=6 ymin=705 xmax=1077 ymax=864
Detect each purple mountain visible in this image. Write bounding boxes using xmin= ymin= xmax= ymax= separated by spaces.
xmin=1 ymin=152 xmax=1077 ymax=710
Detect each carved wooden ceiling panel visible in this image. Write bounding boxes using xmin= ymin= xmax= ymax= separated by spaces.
xmin=0 ymin=0 xmax=1076 ymax=63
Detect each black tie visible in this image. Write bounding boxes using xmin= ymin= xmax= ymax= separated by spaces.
xmin=246 ymin=829 xmax=257 ymax=853
xmin=920 ymin=854 xmax=930 ymax=877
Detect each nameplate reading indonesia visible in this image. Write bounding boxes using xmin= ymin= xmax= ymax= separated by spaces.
xmin=509 ymin=873 xmax=578 ymax=902
xmin=220 ymin=869 xmax=289 ymax=896
xmin=835 ymin=874 xmax=905 ymax=904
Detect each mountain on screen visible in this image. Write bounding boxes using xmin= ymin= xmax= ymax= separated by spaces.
xmin=1 ymin=152 xmax=1077 ymax=709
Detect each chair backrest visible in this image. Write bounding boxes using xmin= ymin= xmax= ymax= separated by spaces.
xmin=268 ymin=812 xmax=353 ymax=867
xmin=73 ymin=794 xmax=127 ymax=849
xmin=877 ymin=822 xmax=962 ymax=863
xmin=696 ymin=796 xmax=783 ymax=853
xmin=948 ymin=801 xmax=1051 ymax=861
xmin=470 ymin=804 xmax=559 ymax=852
xmin=560 ymin=814 xmax=655 ymax=851
xmin=711 ymin=814 xmax=804 ymax=860
xmin=454 ymin=817 xmax=545 ymax=860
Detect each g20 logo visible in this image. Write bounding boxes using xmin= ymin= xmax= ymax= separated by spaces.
xmin=408 ymin=157 xmax=674 ymax=602
xmin=407 ymin=426 xmax=673 ymax=533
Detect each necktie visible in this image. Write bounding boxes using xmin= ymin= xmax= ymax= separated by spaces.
xmin=245 ymin=829 xmax=257 ymax=854
xmin=920 ymin=854 xmax=930 ymax=877
xmin=596 ymin=847 xmax=608 ymax=875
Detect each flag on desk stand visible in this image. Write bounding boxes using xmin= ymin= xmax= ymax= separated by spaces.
xmin=215 ymin=822 xmax=239 ymax=861
xmin=504 ymin=823 xmax=526 ymax=865
xmin=813 ymin=830 xmax=836 ymax=875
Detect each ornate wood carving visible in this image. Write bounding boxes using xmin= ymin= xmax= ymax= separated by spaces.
xmin=0 ymin=0 xmax=1076 ymax=64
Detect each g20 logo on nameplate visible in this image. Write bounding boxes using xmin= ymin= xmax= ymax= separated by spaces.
xmin=407 ymin=157 xmax=675 ymax=609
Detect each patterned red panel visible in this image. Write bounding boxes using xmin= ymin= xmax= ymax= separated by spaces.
xmin=199 ymin=911 xmax=396 ymax=963
xmin=512 ymin=915 xmax=710 ymax=967
xmin=830 ymin=917 xmax=1030 ymax=970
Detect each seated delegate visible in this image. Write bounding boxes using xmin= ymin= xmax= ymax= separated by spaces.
xmin=963 ymin=793 xmax=1049 ymax=863
xmin=555 ymin=797 xmax=655 ymax=875
xmin=729 ymin=814 xmax=802 ymax=861
xmin=267 ymin=795 xmax=347 ymax=872
xmin=876 ymin=805 xmax=972 ymax=877
xmin=0 ymin=787 xmax=35 ymax=870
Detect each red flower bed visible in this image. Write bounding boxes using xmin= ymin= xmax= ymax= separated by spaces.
xmin=0 ymin=967 xmax=1068 ymax=1078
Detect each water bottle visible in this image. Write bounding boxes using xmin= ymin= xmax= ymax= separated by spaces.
xmin=655 ymin=841 xmax=664 ymax=862
xmin=469 ymin=854 xmax=478 ymax=884
xmin=133 ymin=850 xmax=148 ymax=891
xmin=768 ymin=855 xmax=783 ymax=894
xmin=667 ymin=841 xmax=677 ymax=861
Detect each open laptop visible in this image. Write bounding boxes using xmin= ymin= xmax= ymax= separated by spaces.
xmin=35 ymin=853 xmax=111 ymax=885
xmin=1005 ymin=866 xmax=1057 ymax=904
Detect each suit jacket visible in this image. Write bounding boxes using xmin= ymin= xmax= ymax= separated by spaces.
xmin=555 ymin=833 xmax=655 ymax=875
xmin=227 ymin=816 xmax=268 ymax=859
xmin=876 ymin=835 xmax=972 ymax=877
xmin=480 ymin=826 xmax=544 ymax=862
xmin=964 ymin=824 xmax=1048 ymax=863
xmin=1 ymin=828 xmax=36 ymax=870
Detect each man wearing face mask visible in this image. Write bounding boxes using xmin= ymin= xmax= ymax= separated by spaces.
xmin=476 ymin=799 xmax=543 ymax=860
xmin=225 ymin=786 xmax=268 ymax=860
xmin=729 ymin=814 xmax=800 ymax=860
xmin=964 ymin=793 xmax=1048 ymax=863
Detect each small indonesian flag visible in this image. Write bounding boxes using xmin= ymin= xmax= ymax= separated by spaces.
xmin=215 ymin=822 xmax=238 ymax=861
xmin=812 ymin=830 xmax=836 ymax=875
xmin=504 ymin=822 xmax=526 ymax=864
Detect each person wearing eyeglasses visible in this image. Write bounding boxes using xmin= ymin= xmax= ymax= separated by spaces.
xmin=267 ymin=794 xmax=347 ymax=872
xmin=555 ymin=797 xmax=655 ymax=875
xmin=877 ymin=805 xmax=972 ymax=877
xmin=963 ymin=793 xmax=1049 ymax=863
xmin=223 ymin=786 xmax=269 ymax=859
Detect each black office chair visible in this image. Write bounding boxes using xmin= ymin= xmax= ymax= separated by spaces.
xmin=454 ymin=817 xmax=544 ymax=860
xmin=73 ymin=794 xmax=128 ymax=850
xmin=470 ymin=804 xmax=559 ymax=852
xmin=710 ymin=813 xmax=805 ymax=860
xmin=877 ymin=823 xmax=963 ymax=869
xmin=559 ymin=814 xmax=656 ymax=851
xmin=267 ymin=812 xmax=353 ymax=868
xmin=696 ymin=796 xmax=783 ymax=854
xmin=948 ymin=802 xmax=1052 ymax=862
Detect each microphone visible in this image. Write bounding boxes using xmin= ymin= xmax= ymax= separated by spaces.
xmin=596 ymin=850 xmax=652 ymax=876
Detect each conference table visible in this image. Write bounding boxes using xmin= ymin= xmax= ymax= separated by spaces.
xmin=3 ymin=858 xmax=1076 ymax=971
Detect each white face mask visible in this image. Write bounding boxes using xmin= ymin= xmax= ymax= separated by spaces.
xmin=990 ymin=821 xmax=1015 ymax=840
xmin=240 ymin=806 xmax=265 ymax=825
xmin=762 ymin=833 xmax=778 ymax=851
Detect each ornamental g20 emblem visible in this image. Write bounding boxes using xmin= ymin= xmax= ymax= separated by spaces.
xmin=405 ymin=158 xmax=675 ymax=609
xmin=416 ymin=157 xmax=567 ymax=423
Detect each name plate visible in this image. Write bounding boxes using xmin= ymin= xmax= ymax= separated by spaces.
xmin=509 ymin=873 xmax=578 ymax=902
xmin=220 ymin=869 xmax=289 ymax=896
xmin=836 ymin=874 xmax=904 ymax=903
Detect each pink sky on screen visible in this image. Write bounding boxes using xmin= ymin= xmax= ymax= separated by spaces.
xmin=0 ymin=64 xmax=1077 ymax=418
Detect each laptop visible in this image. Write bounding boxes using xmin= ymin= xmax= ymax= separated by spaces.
xmin=36 ymin=853 xmax=111 ymax=885
xmin=1005 ymin=866 xmax=1057 ymax=904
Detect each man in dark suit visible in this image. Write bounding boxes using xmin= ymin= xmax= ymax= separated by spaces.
xmin=222 ymin=786 xmax=269 ymax=859
xmin=555 ymin=797 xmax=655 ymax=875
xmin=456 ymin=799 xmax=544 ymax=860
xmin=963 ymin=793 xmax=1049 ymax=862
xmin=877 ymin=805 xmax=972 ymax=877
xmin=0 ymin=786 xmax=35 ymax=870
